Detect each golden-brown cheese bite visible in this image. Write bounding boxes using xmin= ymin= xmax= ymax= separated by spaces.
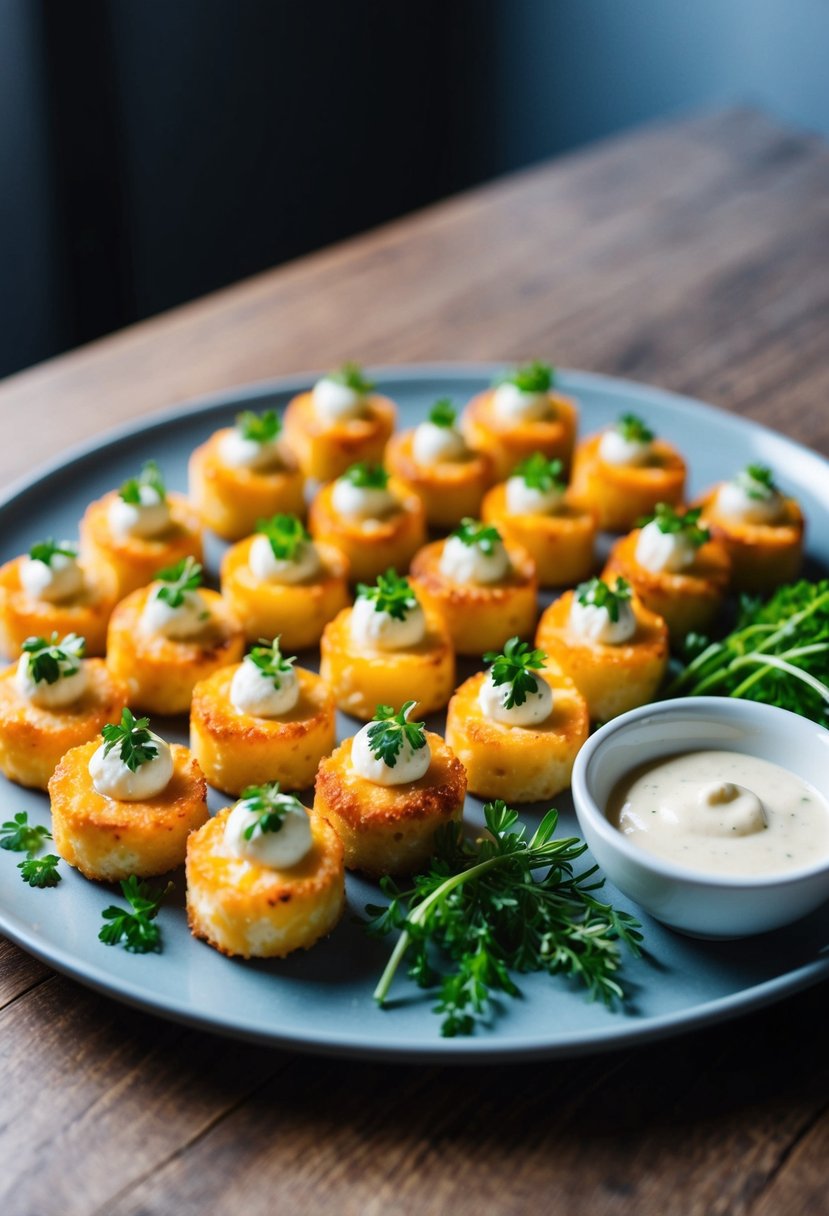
xmin=186 ymin=808 xmax=345 ymax=959
xmin=220 ymin=535 xmax=350 ymax=649
xmin=282 ymin=387 xmax=396 ymax=483
xmin=536 ymin=590 xmax=669 ymax=721
xmin=384 ymin=429 xmax=494 ymax=529
xmin=481 ymin=483 xmax=596 ymax=587
xmin=106 ymin=586 xmax=245 ymax=715
xmin=314 ymin=731 xmax=466 ymax=877
xmin=602 ymin=529 xmax=731 ymax=644
xmin=445 ymin=669 xmax=588 ymax=803
xmin=409 ymin=537 xmax=537 ymax=656
xmin=0 ymin=658 xmax=127 ymax=790
xmin=190 ymin=663 xmax=336 ymax=795
xmin=695 ymin=486 xmax=804 ymax=593
xmin=308 ymin=477 xmax=426 ymax=585
xmin=79 ymin=490 xmax=203 ymax=600
xmin=50 ymin=740 xmax=208 ymax=881
xmin=569 ymin=431 xmax=686 ymax=532
xmin=0 ymin=557 xmax=117 ymax=659
xmin=461 ymin=387 xmax=579 ymax=481
xmin=188 ymin=427 xmax=305 ymax=540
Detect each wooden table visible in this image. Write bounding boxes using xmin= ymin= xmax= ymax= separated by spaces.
xmin=2 ymin=109 xmax=828 ymax=1216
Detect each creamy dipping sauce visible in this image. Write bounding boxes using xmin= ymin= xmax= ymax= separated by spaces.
xmin=607 ymin=749 xmax=829 ymax=877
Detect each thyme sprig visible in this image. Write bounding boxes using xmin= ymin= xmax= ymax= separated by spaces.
xmin=483 ymin=636 xmax=546 ymax=709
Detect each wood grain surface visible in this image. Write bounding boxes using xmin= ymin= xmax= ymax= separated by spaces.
xmin=1 ymin=108 xmax=828 ymax=1216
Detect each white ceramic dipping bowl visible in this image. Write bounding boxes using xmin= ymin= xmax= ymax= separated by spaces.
xmin=571 ymin=697 xmax=829 ymax=938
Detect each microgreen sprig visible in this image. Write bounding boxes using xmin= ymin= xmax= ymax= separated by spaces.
xmin=497 ymin=361 xmax=554 ymax=393
xmin=99 ymin=876 xmax=172 ymax=953
xmin=237 ymin=783 xmax=299 ymax=840
xmin=101 ymin=709 xmax=159 ymax=773
xmin=427 ymin=399 xmax=457 ymax=428
xmin=356 ymin=569 xmax=418 ymax=621
xmin=736 ymin=464 xmax=778 ymax=500
xmin=327 ymin=362 xmax=375 ymax=395
xmin=0 ymin=811 xmax=52 ymax=855
xmin=452 ymin=518 xmax=502 ymax=555
xmin=28 ymin=539 xmax=78 ymax=566
xmin=575 ymin=577 xmax=632 ymax=623
xmin=366 ymin=800 xmax=643 ymax=1036
xmin=246 ymin=637 xmax=296 ymax=687
xmin=513 ymin=453 xmax=566 ymax=493
xmin=154 ymin=556 xmax=203 ymax=608
xmin=256 ymin=514 xmax=311 ymax=562
xmin=341 ymin=462 xmax=389 ymax=490
xmin=236 ymin=408 xmax=281 ymax=444
xmin=119 ymin=460 xmax=166 ymax=504
xmin=366 ymin=701 xmax=427 ymax=769
xmin=616 ymin=413 xmax=654 ymax=444
xmin=19 ymin=855 xmax=61 ymax=888
xmin=483 ymin=637 xmax=546 ymax=709
xmin=21 ymin=632 xmax=85 ymax=685
xmin=640 ymin=503 xmax=710 ymax=548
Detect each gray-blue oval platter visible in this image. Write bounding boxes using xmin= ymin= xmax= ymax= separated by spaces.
xmin=1 ymin=365 xmax=827 ymax=1063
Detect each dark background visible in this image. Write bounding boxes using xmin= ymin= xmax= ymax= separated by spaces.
xmin=2 ymin=0 xmax=828 ymax=380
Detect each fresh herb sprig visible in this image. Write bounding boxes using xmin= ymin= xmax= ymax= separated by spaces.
xmin=327 ymin=362 xmax=375 ymax=395
xmin=341 ymin=462 xmax=389 ymax=490
xmin=0 ymin=811 xmax=52 ymax=855
xmin=575 ymin=577 xmax=632 ymax=623
xmin=498 ymin=361 xmax=554 ymax=393
xmin=19 ymin=854 xmax=61 ymax=888
xmin=367 ymin=800 xmax=643 ymax=1036
xmin=101 ymin=709 xmax=159 ymax=773
xmin=236 ymin=408 xmax=281 ymax=444
xmin=237 ymin=783 xmax=297 ymax=840
xmin=356 ymin=569 xmax=418 ymax=621
xmin=483 ymin=637 xmax=546 ymax=709
xmin=256 ymin=514 xmax=311 ymax=561
xmin=247 ymin=637 xmax=296 ymax=687
xmin=640 ymin=503 xmax=709 ymax=547
xmin=513 ymin=453 xmax=565 ymax=493
xmin=28 ymin=539 xmax=78 ymax=566
xmin=616 ymin=413 xmax=654 ymax=444
xmin=99 ymin=876 xmax=172 ymax=953
xmin=427 ymin=399 xmax=457 ymax=428
xmin=736 ymin=464 xmax=777 ymax=500
xmin=21 ymin=632 xmax=85 ymax=685
xmin=154 ymin=555 xmax=203 ymax=608
xmin=670 ymin=579 xmax=829 ymax=726
xmin=366 ymin=701 xmax=427 ymax=769
xmin=452 ymin=518 xmax=502 ymax=555
xmin=119 ymin=460 xmax=166 ymax=504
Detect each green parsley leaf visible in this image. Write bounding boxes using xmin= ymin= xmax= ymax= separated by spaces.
xmin=327 ymin=362 xmax=375 ymax=395
xmin=341 ymin=462 xmax=389 ymax=490
xmin=356 ymin=569 xmax=418 ymax=622
xmin=639 ymin=503 xmax=710 ymax=548
xmin=616 ymin=413 xmax=654 ymax=444
xmin=482 ymin=637 xmax=547 ymax=709
xmin=21 ymin=632 xmax=85 ymax=685
xmin=513 ymin=453 xmax=565 ymax=493
xmin=101 ymin=708 xmax=159 ymax=773
xmin=237 ymin=782 xmax=302 ymax=840
xmin=451 ymin=518 xmax=503 ymax=556
xmin=28 ymin=538 xmax=78 ymax=566
xmin=236 ymin=409 xmax=281 ymax=444
xmin=0 ymin=811 xmax=52 ymax=855
xmin=497 ymin=361 xmax=554 ymax=393
xmin=246 ymin=637 xmax=296 ymax=687
xmin=366 ymin=701 xmax=427 ymax=768
xmin=427 ymin=399 xmax=457 ymax=428
xmin=575 ymin=577 xmax=632 ymax=624
xmin=255 ymin=514 xmax=311 ymax=561
xmin=737 ymin=464 xmax=777 ymax=500
xmin=98 ymin=875 xmax=172 ymax=953
xmin=18 ymin=854 xmax=61 ymax=888
xmin=367 ymin=799 xmax=643 ymax=1036
xmin=154 ymin=556 xmax=203 ymax=609
xmin=119 ymin=460 xmax=166 ymax=505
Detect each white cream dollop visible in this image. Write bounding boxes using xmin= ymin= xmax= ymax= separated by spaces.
xmin=331 ymin=477 xmax=396 ymax=520
xmin=350 ymin=594 xmax=426 ymax=651
xmin=15 ymin=652 xmax=88 ymax=709
xmin=412 ymin=420 xmax=468 ymax=465
xmin=505 ymin=476 xmax=565 ymax=516
xmin=230 ymin=655 xmax=299 ymax=717
xmin=140 ymin=587 xmax=210 ymax=639
xmin=223 ymin=795 xmax=313 ymax=869
xmin=312 ymin=376 xmax=367 ymax=424
xmin=492 ymin=382 xmax=551 ymax=423
xmin=478 ymin=670 xmax=553 ymax=727
xmin=248 ymin=534 xmax=322 ymax=584
xmin=568 ymin=596 xmax=637 ymax=645
xmin=714 ymin=478 xmax=783 ymax=526
xmin=20 ymin=549 xmax=84 ymax=603
xmin=218 ymin=429 xmax=284 ymax=471
xmin=351 ymin=720 xmax=431 ymax=786
xmin=598 ymin=428 xmax=653 ymax=467
xmin=440 ymin=533 xmax=510 ymax=585
xmin=89 ymin=732 xmax=174 ymax=801
xmin=108 ymin=486 xmax=172 ymax=540
xmin=635 ymin=520 xmax=697 ymax=573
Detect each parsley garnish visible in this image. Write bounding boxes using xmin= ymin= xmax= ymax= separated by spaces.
xmin=427 ymin=399 xmax=457 ymax=428
xmin=21 ymin=632 xmax=85 ymax=685
xmin=513 ymin=453 xmax=565 ymax=493
xmin=640 ymin=503 xmax=710 ymax=548
xmin=246 ymin=637 xmax=296 ymax=687
xmin=327 ymin=362 xmax=375 ymax=395
xmin=671 ymin=579 xmax=829 ymax=726
xmin=366 ymin=701 xmax=427 ymax=769
xmin=0 ymin=811 xmax=52 ymax=855
xmin=482 ymin=637 xmax=546 ymax=709
xmin=575 ymin=577 xmax=632 ymax=623
xmin=18 ymin=854 xmax=61 ymax=888
xmin=119 ymin=460 xmax=166 ymax=504
xmin=367 ymin=800 xmax=643 ymax=1036
xmin=616 ymin=413 xmax=654 ymax=444
xmin=154 ymin=556 xmax=203 ymax=608
xmin=28 ymin=538 xmax=77 ymax=566
xmin=236 ymin=409 xmax=281 ymax=444
xmin=497 ymin=361 xmax=554 ymax=393
xmin=98 ymin=876 xmax=172 ymax=953
xmin=356 ymin=569 xmax=418 ymax=621
xmin=341 ymin=462 xmax=389 ymax=490
xmin=255 ymin=514 xmax=310 ymax=561
xmin=101 ymin=708 xmax=159 ymax=773
xmin=737 ymin=464 xmax=777 ymax=500
xmin=451 ymin=518 xmax=502 ymax=556
xmin=237 ymin=782 xmax=299 ymax=840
